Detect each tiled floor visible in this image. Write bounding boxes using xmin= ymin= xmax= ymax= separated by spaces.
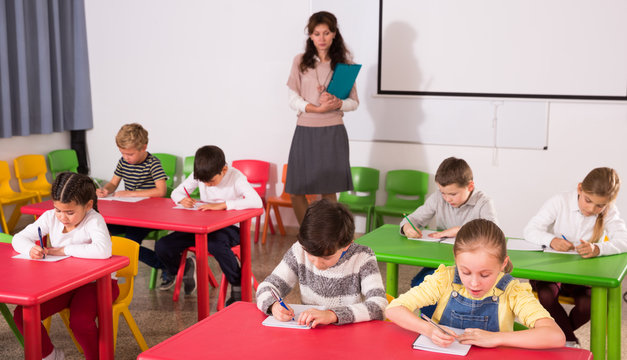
xmin=1 ymin=225 xmax=626 ymax=359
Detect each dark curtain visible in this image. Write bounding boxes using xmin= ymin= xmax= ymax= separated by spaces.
xmin=0 ymin=0 xmax=93 ymax=138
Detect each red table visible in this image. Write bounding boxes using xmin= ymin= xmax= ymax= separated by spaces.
xmin=21 ymin=198 xmax=263 ymax=321
xmin=137 ymin=302 xmax=592 ymax=360
xmin=0 ymin=243 xmax=128 ymax=360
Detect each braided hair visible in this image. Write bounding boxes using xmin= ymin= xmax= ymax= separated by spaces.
xmin=51 ymin=172 xmax=99 ymax=212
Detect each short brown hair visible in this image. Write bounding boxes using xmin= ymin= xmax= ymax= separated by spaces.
xmin=193 ymin=145 xmax=226 ymax=182
xmin=297 ymin=199 xmax=354 ymax=257
xmin=115 ymin=123 xmax=148 ymax=149
xmin=434 ymin=157 xmax=473 ymax=187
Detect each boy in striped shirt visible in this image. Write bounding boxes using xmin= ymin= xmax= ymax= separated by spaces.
xmin=256 ymin=199 xmax=387 ymax=327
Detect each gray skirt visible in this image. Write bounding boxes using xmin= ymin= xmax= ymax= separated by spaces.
xmin=286 ymin=125 xmax=353 ymax=195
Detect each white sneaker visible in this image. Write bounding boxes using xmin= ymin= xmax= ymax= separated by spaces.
xmin=564 ymin=341 xmax=580 ymax=348
xmin=43 ymin=348 xmax=65 ymax=360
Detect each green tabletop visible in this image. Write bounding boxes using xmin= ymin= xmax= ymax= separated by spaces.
xmin=357 ymin=224 xmax=627 ymax=360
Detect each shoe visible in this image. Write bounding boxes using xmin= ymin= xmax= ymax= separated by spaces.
xmin=43 ymin=348 xmax=65 ymax=360
xmin=225 ymin=285 xmax=242 ymax=307
xmin=159 ymin=274 xmax=176 ymax=291
xmin=564 ymin=341 xmax=580 ymax=348
xmin=183 ymin=256 xmax=197 ymax=295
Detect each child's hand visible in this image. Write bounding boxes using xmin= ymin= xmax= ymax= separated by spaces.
xmin=197 ymin=202 xmax=227 ymax=211
xmin=403 ymin=223 xmax=422 ymax=238
xmin=458 ymin=328 xmax=501 ymax=348
xmin=29 ymin=245 xmax=47 ymax=259
xmin=428 ymin=227 xmax=459 ymax=239
xmin=428 ymin=325 xmax=457 ymax=347
xmin=271 ymin=302 xmax=295 ymax=322
xmin=96 ymin=188 xmax=109 ymax=197
xmin=576 ymin=240 xmax=600 ymax=258
xmin=113 ymin=190 xmax=132 ymax=197
xmin=550 ymin=237 xmax=574 ymax=252
xmin=179 ymin=197 xmax=197 ymax=208
xmin=297 ymin=308 xmax=338 ymax=328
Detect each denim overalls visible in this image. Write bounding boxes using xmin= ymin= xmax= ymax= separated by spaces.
xmin=438 ymin=268 xmax=513 ymax=332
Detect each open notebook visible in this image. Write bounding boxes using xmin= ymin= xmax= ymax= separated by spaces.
xmin=262 ymin=304 xmax=325 ymax=329
xmin=413 ymin=326 xmax=470 ymax=356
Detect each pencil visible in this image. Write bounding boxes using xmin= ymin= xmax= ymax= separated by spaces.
xmin=184 ymin=187 xmax=191 ymax=199
xmin=403 ymin=213 xmax=420 ymax=234
xmin=421 ymin=313 xmax=457 ymax=338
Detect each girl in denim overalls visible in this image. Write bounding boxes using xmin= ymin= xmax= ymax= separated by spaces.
xmin=386 ymin=219 xmax=565 ymax=349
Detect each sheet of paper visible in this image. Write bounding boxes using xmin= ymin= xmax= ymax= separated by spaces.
xmin=261 ymin=304 xmax=326 ymax=329
xmin=408 ymin=229 xmax=454 ymax=243
xmin=543 ymin=248 xmax=579 ymax=255
xmin=506 ymin=238 xmax=544 ymax=251
xmin=172 ymin=201 xmax=209 ymax=210
xmin=98 ymin=196 xmax=148 ymax=203
xmin=412 ymin=326 xmax=470 ymax=355
xmin=12 ymin=253 xmax=70 ymax=262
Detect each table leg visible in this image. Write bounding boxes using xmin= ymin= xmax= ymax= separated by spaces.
xmin=386 ymin=263 xmax=399 ymax=298
xmin=97 ymin=276 xmax=114 ymax=360
xmin=195 ymin=233 xmax=210 ymax=320
xmin=22 ymin=305 xmax=41 ymax=360
xmin=240 ymin=218 xmax=252 ymax=302
xmin=607 ymin=286 xmax=621 ymax=360
xmin=590 ymin=286 xmax=607 ymax=359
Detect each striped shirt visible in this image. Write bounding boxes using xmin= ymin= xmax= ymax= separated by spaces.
xmin=114 ymin=152 xmax=167 ymax=191
xmin=256 ymin=242 xmax=387 ymax=325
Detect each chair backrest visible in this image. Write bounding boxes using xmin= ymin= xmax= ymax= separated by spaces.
xmin=14 ymin=154 xmax=49 ymax=184
xmin=232 ymin=160 xmax=270 ymax=198
xmin=183 ymin=156 xmax=195 ymax=178
xmin=152 ymin=153 xmax=177 ymax=190
xmin=384 ymin=169 xmax=429 ymax=209
xmin=47 ymin=149 xmax=79 ymax=179
xmin=0 ymin=232 xmax=12 ymax=244
xmin=338 ymin=166 xmax=380 ymax=206
xmin=111 ymin=236 xmax=139 ymax=305
xmin=0 ymin=161 xmax=15 ymax=197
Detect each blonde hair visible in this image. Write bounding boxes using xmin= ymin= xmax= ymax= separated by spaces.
xmin=581 ymin=167 xmax=621 ymax=243
xmin=115 ymin=123 xmax=148 ymax=149
xmin=454 ymin=219 xmax=513 ymax=273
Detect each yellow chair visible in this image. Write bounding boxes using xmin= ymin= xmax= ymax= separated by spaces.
xmin=45 ymin=236 xmax=149 ymax=353
xmin=13 ymin=155 xmax=51 ymax=202
xmin=0 ymin=160 xmax=38 ymax=233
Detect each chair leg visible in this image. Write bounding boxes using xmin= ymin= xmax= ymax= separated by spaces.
xmin=1 ymin=303 xmax=24 ymax=347
xmin=120 ymin=308 xmax=149 ymax=351
xmin=273 ymin=204 xmax=286 ymax=236
xmin=217 ymin=274 xmax=228 ymax=312
xmin=59 ymin=309 xmax=83 ymax=354
xmin=254 ymin=214 xmax=261 ymax=244
xmin=149 ymin=268 xmax=158 ymax=290
xmin=0 ymin=207 xmax=8 ymax=234
xmin=262 ymin=202 xmax=272 ymax=245
xmin=172 ymin=249 xmax=189 ymax=302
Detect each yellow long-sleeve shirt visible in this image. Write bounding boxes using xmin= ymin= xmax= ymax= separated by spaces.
xmin=387 ymin=265 xmax=551 ymax=331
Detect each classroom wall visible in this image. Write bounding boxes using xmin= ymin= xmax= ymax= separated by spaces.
xmin=2 ymin=0 xmax=625 ymax=237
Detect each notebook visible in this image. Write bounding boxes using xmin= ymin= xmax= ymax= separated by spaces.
xmin=412 ymin=327 xmax=470 ymax=356
xmin=408 ymin=229 xmax=454 ymax=243
xmin=326 ymin=63 xmax=361 ymax=99
xmin=506 ymin=238 xmax=544 ymax=251
xmin=98 ymin=196 xmax=148 ymax=203
xmin=262 ymin=304 xmax=325 ymax=329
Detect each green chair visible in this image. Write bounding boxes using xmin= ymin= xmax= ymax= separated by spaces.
xmin=339 ymin=167 xmax=380 ymax=233
xmin=0 ymin=233 xmax=25 ymax=347
xmin=183 ymin=156 xmax=200 ymax=199
xmin=47 ymin=149 xmax=79 ymax=179
xmin=372 ymin=169 xmax=429 ymax=229
xmin=153 ymin=153 xmax=177 ymax=197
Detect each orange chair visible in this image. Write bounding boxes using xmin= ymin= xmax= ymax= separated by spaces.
xmin=13 ymin=154 xmax=51 ymax=202
xmin=0 ymin=160 xmax=38 ymax=233
xmin=232 ymin=160 xmax=272 ymax=243
xmin=172 ymin=245 xmax=258 ymax=310
xmin=261 ymin=164 xmax=316 ymax=245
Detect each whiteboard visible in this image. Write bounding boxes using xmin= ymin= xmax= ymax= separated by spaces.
xmin=380 ymin=0 xmax=627 ymax=100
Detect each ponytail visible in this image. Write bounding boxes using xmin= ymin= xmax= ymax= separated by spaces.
xmin=581 ymin=167 xmax=620 ymax=243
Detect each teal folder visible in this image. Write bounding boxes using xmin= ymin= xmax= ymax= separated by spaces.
xmin=327 ymin=63 xmax=361 ymax=100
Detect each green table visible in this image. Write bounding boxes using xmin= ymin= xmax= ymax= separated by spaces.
xmin=356 ymin=225 xmax=627 ymax=360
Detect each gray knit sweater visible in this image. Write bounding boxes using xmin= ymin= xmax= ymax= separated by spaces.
xmin=256 ymin=242 xmax=387 ymax=325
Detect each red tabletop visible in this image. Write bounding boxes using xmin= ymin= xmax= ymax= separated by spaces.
xmin=137 ymin=302 xmax=592 ymax=360
xmin=0 ymin=243 xmax=128 ymax=360
xmin=21 ymin=198 xmax=264 ymax=321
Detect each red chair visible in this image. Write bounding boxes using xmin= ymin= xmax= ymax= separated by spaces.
xmin=232 ymin=160 xmax=272 ymax=243
xmin=172 ymin=246 xmax=258 ymax=311
xmin=261 ymin=164 xmax=316 ymax=245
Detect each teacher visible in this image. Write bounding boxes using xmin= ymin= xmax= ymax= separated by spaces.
xmin=285 ymin=11 xmax=359 ymax=224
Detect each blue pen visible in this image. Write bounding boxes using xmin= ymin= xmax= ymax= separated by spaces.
xmin=561 ymin=234 xmax=568 ymax=241
xmin=270 ymin=288 xmax=294 ymax=320
xmin=38 ymin=227 xmax=45 ymax=259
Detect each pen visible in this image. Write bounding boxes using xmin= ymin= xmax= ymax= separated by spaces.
xmin=421 ymin=313 xmax=457 ymax=338
xmin=561 ymin=234 xmax=568 ymax=241
xmin=270 ymin=288 xmax=294 ymax=320
xmin=403 ymin=213 xmax=420 ymax=235
xmin=38 ymin=227 xmax=45 ymax=259
xmin=184 ymin=187 xmax=192 ymax=199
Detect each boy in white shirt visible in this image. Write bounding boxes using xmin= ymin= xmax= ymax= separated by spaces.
xmin=155 ymin=145 xmax=262 ymax=304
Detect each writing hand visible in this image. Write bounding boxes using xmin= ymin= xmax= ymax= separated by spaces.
xmin=271 ymin=302 xmax=295 ymax=322
xmin=428 ymin=325 xmax=457 ymax=347
xmin=96 ymin=188 xmax=109 ymax=197
xmin=403 ymin=223 xmax=422 ymax=238
xmin=29 ymin=245 xmax=47 ymax=259
xmin=179 ymin=197 xmax=197 ymax=208
xmin=576 ymin=240 xmax=599 ymax=258
xmin=550 ymin=237 xmax=574 ymax=252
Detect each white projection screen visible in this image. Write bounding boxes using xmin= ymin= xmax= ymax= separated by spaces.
xmin=379 ymin=0 xmax=627 ymax=100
